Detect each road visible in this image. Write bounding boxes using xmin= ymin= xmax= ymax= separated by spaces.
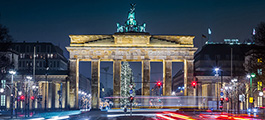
xmin=68 ymin=110 xmax=264 ymax=120
xmin=0 ymin=109 xmax=263 ymax=120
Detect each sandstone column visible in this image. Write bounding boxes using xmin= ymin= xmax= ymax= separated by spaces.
xmin=91 ymin=60 xmax=100 ymax=109
xmin=163 ymin=60 xmax=172 ymax=96
xmin=69 ymin=58 xmax=79 ymax=109
xmin=184 ymin=59 xmax=194 ymax=96
xmin=142 ymin=60 xmax=150 ymax=96
xmin=113 ymin=60 xmax=121 ymax=108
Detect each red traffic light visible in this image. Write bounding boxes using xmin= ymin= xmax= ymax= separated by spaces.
xmin=192 ymin=81 xmax=197 ymax=88
xmin=129 ymin=96 xmax=134 ymax=103
xmin=20 ymin=95 xmax=25 ymax=100
xmin=220 ymin=98 xmax=224 ymax=101
xmin=157 ymin=81 xmax=162 ymax=87
xmin=225 ymin=97 xmax=229 ymax=102
xmin=31 ymin=96 xmax=35 ymax=100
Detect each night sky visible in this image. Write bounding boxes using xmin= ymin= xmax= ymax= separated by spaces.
xmin=1 ymin=0 xmax=265 ymax=90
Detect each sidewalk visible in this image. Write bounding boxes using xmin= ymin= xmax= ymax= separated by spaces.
xmin=0 ymin=110 xmax=84 ymax=120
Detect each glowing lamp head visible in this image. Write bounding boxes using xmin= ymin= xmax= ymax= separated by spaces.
xmin=214 ymin=68 xmax=220 ymax=72
xmin=247 ymin=74 xmax=251 ymax=78
xmin=9 ymin=70 xmax=16 ymax=75
xmin=0 ymin=88 xmax=4 ymax=93
xmin=259 ymin=91 xmax=263 ymax=96
xmin=251 ymin=73 xmax=256 ymax=78
xmin=253 ymin=108 xmax=258 ymax=113
xmin=26 ymin=76 xmax=32 ymax=80
xmin=247 ymin=108 xmax=251 ymax=113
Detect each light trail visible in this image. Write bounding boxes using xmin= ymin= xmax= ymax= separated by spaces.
xmin=157 ymin=114 xmax=176 ymax=120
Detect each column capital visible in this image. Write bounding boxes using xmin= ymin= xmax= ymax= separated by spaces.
xmin=113 ymin=59 xmax=122 ymax=61
xmin=185 ymin=59 xmax=194 ymax=62
xmin=69 ymin=58 xmax=79 ymax=61
xmin=91 ymin=59 xmax=100 ymax=61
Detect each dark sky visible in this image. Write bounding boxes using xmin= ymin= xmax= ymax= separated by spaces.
xmin=1 ymin=0 xmax=265 ymax=90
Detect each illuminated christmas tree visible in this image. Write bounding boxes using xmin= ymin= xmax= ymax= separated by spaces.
xmin=120 ymin=62 xmax=135 ymax=107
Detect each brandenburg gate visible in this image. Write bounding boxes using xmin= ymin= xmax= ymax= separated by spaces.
xmin=66 ymin=4 xmax=197 ymax=109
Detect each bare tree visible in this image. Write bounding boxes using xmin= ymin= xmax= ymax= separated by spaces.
xmin=0 ymin=24 xmax=14 ymax=80
xmin=244 ymin=22 xmax=265 ymax=86
xmin=254 ymin=22 xmax=265 ymax=46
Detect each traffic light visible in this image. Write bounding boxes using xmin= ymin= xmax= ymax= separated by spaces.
xmin=31 ymin=96 xmax=35 ymax=100
xmin=225 ymin=97 xmax=229 ymax=102
xmin=157 ymin=81 xmax=162 ymax=88
xmin=192 ymin=81 xmax=197 ymax=88
xmin=20 ymin=95 xmax=25 ymax=101
xmin=220 ymin=97 xmax=224 ymax=110
xmin=129 ymin=96 xmax=134 ymax=103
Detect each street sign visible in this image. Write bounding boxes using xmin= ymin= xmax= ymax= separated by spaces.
xmin=239 ymin=95 xmax=242 ymax=102
xmin=249 ymin=97 xmax=253 ymax=103
xmin=220 ymin=92 xmax=224 ymax=96
xmin=129 ymin=85 xmax=133 ymax=89
xmin=129 ymin=90 xmax=133 ymax=94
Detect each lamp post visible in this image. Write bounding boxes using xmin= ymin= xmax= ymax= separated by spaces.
xmin=214 ymin=67 xmax=220 ymax=110
xmin=247 ymin=73 xmax=255 ymax=109
xmin=231 ymin=78 xmax=239 ymax=113
xmin=178 ymin=86 xmax=185 ymax=94
xmin=25 ymin=75 xmax=32 ymax=117
xmin=9 ymin=70 xmax=16 ymax=119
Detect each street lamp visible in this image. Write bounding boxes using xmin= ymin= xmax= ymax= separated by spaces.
xmin=247 ymin=75 xmax=251 ymax=79
xmin=214 ymin=67 xmax=221 ymax=110
xmin=247 ymin=73 xmax=255 ymax=109
xmin=178 ymin=86 xmax=185 ymax=93
xmin=214 ymin=68 xmax=220 ymax=76
xmin=259 ymin=91 xmax=263 ymax=97
xmin=215 ymin=67 xmax=220 ymax=72
xmin=231 ymin=79 xmax=237 ymax=83
xmin=0 ymin=88 xmax=4 ymax=93
xmin=26 ymin=76 xmax=32 ymax=80
xmin=171 ymin=91 xmax=176 ymax=96
xmin=225 ymin=86 xmax=228 ymax=90
xmin=18 ymin=91 xmax=22 ymax=96
xmin=9 ymin=70 xmax=16 ymax=118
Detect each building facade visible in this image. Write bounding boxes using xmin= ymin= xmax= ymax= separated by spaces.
xmin=194 ymin=41 xmax=254 ymax=110
xmin=0 ymin=42 xmax=70 ymax=110
xmin=0 ymin=44 xmax=19 ymax=110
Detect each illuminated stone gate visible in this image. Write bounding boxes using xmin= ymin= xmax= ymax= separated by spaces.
xmin=66 ymin=4 xmax=197 ymax=109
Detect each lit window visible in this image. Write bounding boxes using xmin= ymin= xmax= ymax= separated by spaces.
xmin=1 ymin=80 xmax=6 ymax=88
xmin=258 ymin=58 xmax=262 ymax=63
xmin=258 ymin=69 xmax=262 ymax=75
xmin=1 ymin=95 xmax=5 ymax=106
